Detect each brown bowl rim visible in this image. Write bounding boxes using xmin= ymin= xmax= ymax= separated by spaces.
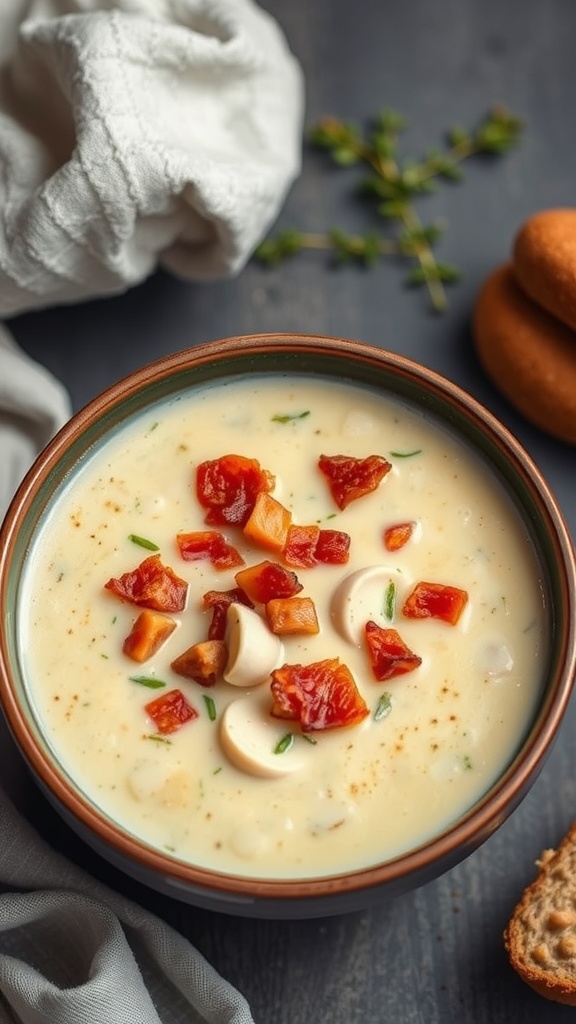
xmin=1 ymin=332 xmax=575 ymax=902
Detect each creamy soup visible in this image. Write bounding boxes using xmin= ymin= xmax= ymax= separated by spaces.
xmin=18 ymin=376 xmax=547 ymax=879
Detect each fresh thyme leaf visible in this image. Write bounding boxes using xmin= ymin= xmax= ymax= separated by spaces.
xmin=389 ymin=448 xmax=422 ymax=458
xmin=203 ymin=694 xmax=217 ymax=721
xmin=383 ymin=582 xmax=396 ymax=621
xmin=374 ymin=692 xmax=393 ymax=721
xmin=272 ymin=410 xmax=311 ymax=423
xmin=129 ymin=675 xmax=166 ymax=689
xmin=129 ymin=534 xmax=159 ymax=551
xmin=274 ymin=733 xmax=295 ymax=755
xmin=253 ymin=105 xmax=523 ymax=313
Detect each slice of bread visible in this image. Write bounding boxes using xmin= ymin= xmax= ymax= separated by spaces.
xmin=504 ymin=822 xmax=576 ymax=1005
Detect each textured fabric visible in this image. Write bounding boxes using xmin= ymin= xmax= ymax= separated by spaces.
xmin=0 ymin=0 xmax=304 ymax=315
xmin=0 ymin=324 xmax=70 ymax=520
xmin=0 ymin=328 xmax=256 ymax=1022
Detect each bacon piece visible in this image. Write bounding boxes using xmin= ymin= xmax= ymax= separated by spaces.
xmin=176 ymin=531 xmax=244 ymax=570
xmin=318 ymin=454 xmax=391 ymax=510
xmin=196 ymin=454 xmax=274 ymax=526
xmin=383 ymin=521 xmax=415 ymax=552
xmin=364 ymin=622 xmax=422 ymax=681
xmin=235 ymin=561 xmax=303 ymax=604
xmin=402 ymin=581 xmax=468 ymax=626
xmin=144 ymin=689 xmax=198 ymax=734
xmin=202 ymin=587 xmax=254 ymax=640
xmin=284 ymin=525 xmax=350 ymax=568
xmin=105 ymin=554 xmax=188 ymax=612
xmin=270 ymin=658 xmax=369 ymax=732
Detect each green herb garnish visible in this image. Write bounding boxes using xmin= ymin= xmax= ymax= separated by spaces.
xmin=374 ymin=692 xmax=393 ymax=722
xmin=272 ymin=411 xmax=311 ymax=424
xmin=254 ymin=106 xmax=523 ymax=312
xmin=389 ymin=449 xmax=422 ymax=459
xmin=128 ymin=533 xmax=159 ymax=551
xmin=383 ymin=581 xmax=396 ymax=621
xmin=203 ymin=694 xmax=217 ymax=721
xmin=129 ymin=675 xmax=166 ymax=689
xmin=145 ymin=734 xmax=172 ymax=744
xmin=274 ymin=733 xmax=295 ymax=755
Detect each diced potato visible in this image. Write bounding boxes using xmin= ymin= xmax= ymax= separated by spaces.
xmin=122 ymin=609 xmax=176 ymax=662
xmin=171 ymin=639 xmax=227 ymax=686
xmin=243 ymin=491 xmax=292 ymax=553
xmin=265 ymin=596 xmax=320 ymax=636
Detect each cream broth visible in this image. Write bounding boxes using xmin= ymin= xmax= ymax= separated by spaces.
xmin=19 ymin=377 xmax=547 ymax=879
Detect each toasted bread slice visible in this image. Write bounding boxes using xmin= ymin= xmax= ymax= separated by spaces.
xmin=504 ymin=822 xmax=576 ymax=1005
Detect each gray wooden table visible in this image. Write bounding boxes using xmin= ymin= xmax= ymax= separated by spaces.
xmin=7 ymin=0 xmax=576 ymax=1020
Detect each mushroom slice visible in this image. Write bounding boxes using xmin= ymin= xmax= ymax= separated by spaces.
xmin=220 ymin=695 xmax=305 ymax=778
xmin=330 ymin=565 xmax=406 ymax=645
xmin=224 ymin=602 xmax=284 ymax=687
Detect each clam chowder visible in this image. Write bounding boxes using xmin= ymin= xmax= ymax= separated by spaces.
xmin=18 ymin=376 xmax=547 ymax=879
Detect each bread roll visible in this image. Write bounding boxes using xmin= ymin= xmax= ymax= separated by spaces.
xmin=504 ymin=823 xmax=576 ymax=1006
xmin=472 ymin=263 xmax=576 ymax=445
xmin=513 ymin=209 xmax=576 ymax=333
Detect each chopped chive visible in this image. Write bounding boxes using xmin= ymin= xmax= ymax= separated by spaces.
xmin=389 ymin=449 xmax=422 ymax=458
xmin=129 ymin=533 xmax=159 ymax=551
xmin=383 ymin=581 xmax=396 ymax=621
xmin=301 ymin=733 xmax=318 ymax=745
xmin=213 ymin=766 xmax=223 ymax=775
xmin=145 ymin=734 xmax=172 ymax=744
xmin=129 ymin=675 xmax=167 ymax=689
xmin=374 ymin=692 xmax=393 ymax=721
xmin=274 ymin=733 xmax=295 ymax=754
xmin=272 ymin=411 xmax=311 ymax=423
xmin=203 ymin=694 xmax=217 ymax=721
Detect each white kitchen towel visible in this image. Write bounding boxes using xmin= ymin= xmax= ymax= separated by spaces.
xmin=0 ymin=328 xmax=258 ymax=1020
xmin=0 ymin=0 xmax=304 ymax=316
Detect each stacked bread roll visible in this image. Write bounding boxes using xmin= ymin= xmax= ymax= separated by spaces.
xmin=473 ymin=210 xmax=576 ymax=445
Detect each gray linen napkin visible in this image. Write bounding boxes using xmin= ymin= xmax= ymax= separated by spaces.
xmin=0 ymin=325 xmax=256 ymax=1023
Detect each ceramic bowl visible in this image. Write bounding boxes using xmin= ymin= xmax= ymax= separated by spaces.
xmin=1 ymin=334 xmax=575 ymax=919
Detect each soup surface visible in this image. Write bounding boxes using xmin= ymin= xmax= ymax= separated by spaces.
xmin=19 ymin=375 xmax=547 ymax=879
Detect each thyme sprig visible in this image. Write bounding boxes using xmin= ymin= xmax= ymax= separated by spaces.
xmin=254 ymin=106 xmax=523 ymax=313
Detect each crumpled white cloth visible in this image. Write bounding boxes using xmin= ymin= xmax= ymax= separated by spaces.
xmin=0 ymin=328 xmax=259 ymax=1021
xmin=0 ymin=0 xmax=304 ymax=316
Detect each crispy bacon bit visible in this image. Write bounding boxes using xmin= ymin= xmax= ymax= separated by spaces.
xmin=364 ymin=622 xmax=422 ymax=681
xmin=402 ymin=581 xmax=468 ymax=626
xmin=105 ymin=554 xmax=188 ymax=612
xmin=284 ymin=525 xmax=351 ymax=568
xmin=176 ymin=530 xmax=244 ymax=570
xmin=318 ymin=454 xmax=391 ymax=510
xmin=283 ymin=524 xmax=320 ymax=568
xmin=235 ymin=560 xmax=303 ymax=604
xmin=202 ymin=587 xmax=254 ymax=640
xmin=196 ymin=454 xmax=274 ymax=526
xmin=383 ymin=521 xmax=415 ymax=552
xmin=270 ymin=658 xmax=369 ymax=732
xmin=144 ymin=688 xmax=198 ymax=734
xmin=266 ymin=596 xmax=320 ymax=636
xmin=122 ymin=610 xmax=177 ymax=663
xmin=314 ymin=529 xmax=350 ymax=564
xmin=243 ymin=491 xmax=292 ymax=553
xmin=171 ymin=639 xmax=227 ymax=687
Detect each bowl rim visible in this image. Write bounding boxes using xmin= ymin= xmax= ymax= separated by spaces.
xmin=1 ymin=332 xmax=575 ymax=902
